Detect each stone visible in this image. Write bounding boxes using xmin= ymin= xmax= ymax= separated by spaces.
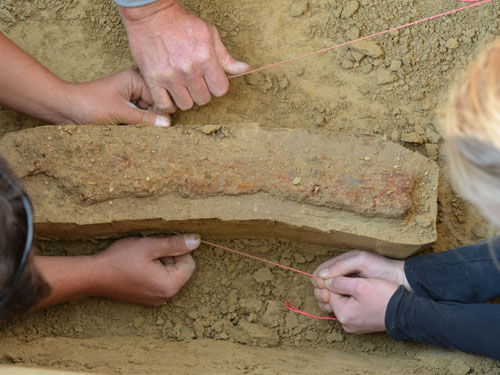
xmin=239 ymin=298 xmax=264 ymax=314
xmin=415 ymin=214 xmax=433 ymax=228
xmin=341 ymin=1 xmax=359 ymax=18
xmin=352 ymin=40 xmax=384 ymax=58
xmin=0 ymin=124 xmax=439 ymax=259
xmin=238 ymin=320 xmax=279 ymax=347
xmin=401 ymin=132 xmax=424 ymax=144
xmin=425 ymin=144 xmax=439 ymax=160
xmin=253 ymin=268 xmax=274 ymax=283
xmin=375 ymin=68 xmax=398 ymax=85
xmin=289 ymin=0 xmax=308 ymax=17
xmin=446 ymin=38 xmax=459 ymax=50
xmin=200 ymin=125 xmax=222 ymax=135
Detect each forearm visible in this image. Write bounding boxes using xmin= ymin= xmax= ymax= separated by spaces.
xmin=386 ymin=286 xmax=500 ymax=360
xmin=404 ymin=237 xmax=500 ymax=303
xmin=0 ymin=33 xmax=73 ymax=124
xmin=33 ymin=255 xmax=101 ymax=308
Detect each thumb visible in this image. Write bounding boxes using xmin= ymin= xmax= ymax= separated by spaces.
xmin=148 ymin=234 xmax=201 ymax=259
xmin=325 ymin=276 xmax=361 ymax=297
xmin=119 ymin=103 xmax=171 ymax=127
xmin=213 ymin=33 xmax=249 ymax=75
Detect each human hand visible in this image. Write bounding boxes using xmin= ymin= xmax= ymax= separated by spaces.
xmin=64 ymin=68 xmax=170 ymax=127
xmin=311 ymin=250 xmax=412 ymax=292
xmin=91 ymin=234 xmax=200 ymax=305
xmin=119 ymin=0 xmax=249 ymax=114
xmin=314 ymin=276 xmax=399 ymax=333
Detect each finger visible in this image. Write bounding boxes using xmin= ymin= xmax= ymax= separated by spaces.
xmin=159 ymin=256 xmax=175 ymax=265
xmin=137 ymin=99 xmax=150 ymax=110
xmin=168 ymin=85 xmax=194 ymax=111
xmin=313 ymin=287 xmax=330 ymax=304
xmin=150 ymin=86 xmax=177 ymax=114
xmin=318 ymin=253 xmax=367 ymax=279
xmin=311 ymin=276 xmax=325 ymax=289
xmin=325 ymin=276 xmax=362 ymax=297
xmin=147 ymin=234 xmax=201 ymax=259
xmin=127 ymin=68 xmax=155 ymax=106
xmin=204 ymin=63 xmax=229 ymax=97
xmin=317 ymin=301 xmax=332 ymax=313
xmin=187 ymin=78 xmax=212 ymax=106
xmin=328 ymin=292 xmax=350 ymax=323
xmin=161 ymin=253 xmax=197 ymax=298
xmin=212 ymin=32 xmax=249 ymax=75
xmin=313 ymin=250 xmax=360 ymax=276
xmin=118 ymin=102 xmax=170 ymax=127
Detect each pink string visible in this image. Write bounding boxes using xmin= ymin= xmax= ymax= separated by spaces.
xmin=285 ymin=301 xmax=337 ymax=321
xmin=229 ymin=0 xmax=492 ymax=79
xmin=200 ymin=238 xmax=315 ymax=278
xmin=196 ymin=237 xmax=337 ymax=320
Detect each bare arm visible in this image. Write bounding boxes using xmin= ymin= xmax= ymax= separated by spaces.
xmin=0 ymin=32 xmax=170 ymax=126
xmin=33 ymin=235 xmax=200 ymax=309
xmin=0 ymin=32 xmax=71 ymax=124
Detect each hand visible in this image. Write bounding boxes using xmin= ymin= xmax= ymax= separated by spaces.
xmin=64 ymin=68 xmax=170 ymax=127
xmin=314 ymin=276 xmax=399 ymax=333
xmin=119 ymin=0 xmax=249 ymax=113
xmin=311 ymin=250 xmax=412 ymax=291
xmin=92 ymin=234 xmax=200 ymax=305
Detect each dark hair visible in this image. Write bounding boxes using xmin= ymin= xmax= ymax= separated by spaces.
xmin=0 ymin=155 xmax=50 ymax=319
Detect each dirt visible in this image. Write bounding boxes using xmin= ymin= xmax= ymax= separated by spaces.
xmin=0 ymin=0 xmax=500 ymax=374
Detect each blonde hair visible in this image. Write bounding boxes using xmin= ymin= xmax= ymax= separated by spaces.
xmin=445 ymin=40 xmax=500 ymax=213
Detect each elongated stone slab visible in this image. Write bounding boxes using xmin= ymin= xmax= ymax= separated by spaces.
xmin=0 ymin=124 xmax=438 ymax=258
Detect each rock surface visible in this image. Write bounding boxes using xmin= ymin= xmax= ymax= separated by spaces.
xmin=0 ymin=124 xmax=439 ymax=258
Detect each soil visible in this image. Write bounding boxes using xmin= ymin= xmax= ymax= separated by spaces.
xmin=0 ymin=0 xmax=500 ymax=374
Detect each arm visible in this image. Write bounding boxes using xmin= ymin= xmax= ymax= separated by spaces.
xmin=314 ymin=276 xmax=500 ymax=361
xmin=33 ymin=234 xmax=200 ymax=308
xmin=386 ymin=285 xmax=500 ymax=361
xmin=0 ymin=32 xmax=169 ymax=127
xmin=117 ymin=0 xmax=249 ymax=113
xmin=0 ymin=32 xmax=70 ymax=124
xmin=404 ymin=238 xmax=500 ymax=303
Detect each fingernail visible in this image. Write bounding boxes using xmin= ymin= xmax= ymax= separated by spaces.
xmin=154 ymin=116 xmax=170 ymax=128
xmin=325 ymin=279 xmax=334 ymax=288
xmin=184 ymin=234 xmax=201 ymax=250
xmin=324 ymin=304 xmax=332 ymax=313
xmin=319 ymin=269 xmax=329 ymax=278
xmin=236 ymin=61 xmax=249 ymax=70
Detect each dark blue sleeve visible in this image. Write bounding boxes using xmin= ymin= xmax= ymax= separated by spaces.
xmin=386 ymin=285 xmax=500 ymax=360
xmin=404 ymin=237 xmax=500 ymax=303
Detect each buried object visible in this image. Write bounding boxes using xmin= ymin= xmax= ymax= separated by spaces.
xmin=0 ymin=124 xmax=438 ymax=259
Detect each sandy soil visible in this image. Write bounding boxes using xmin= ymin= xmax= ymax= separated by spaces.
xmin=0 ymin=0 xmax=500 ymax=373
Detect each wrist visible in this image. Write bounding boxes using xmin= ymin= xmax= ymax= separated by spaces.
xmin=53 ymin=81 xmax=83 ymax=125
xmin=119 ymin=0 xmax=177 ymax=23
xmin=398 ymin=261 xmax=414 ymax=292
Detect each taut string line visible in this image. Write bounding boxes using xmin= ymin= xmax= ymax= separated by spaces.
xmin=229 ymin=0 xmax=492 ymax=79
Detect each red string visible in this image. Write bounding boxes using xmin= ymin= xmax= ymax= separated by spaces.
xmin=200 ymin=238 xmax=315 ymax=277
xmin=285 ymin=301 xmax=337 ymax=321
xmin=229 ymin=0 xmax=492 ymax=79
xmin=197 ymin=237 xmax=337 ymax=320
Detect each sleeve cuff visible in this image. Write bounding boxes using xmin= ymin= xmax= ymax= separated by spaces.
xmin=403 ymin=255 xmax=432 ymax=299
xmin=114 ymin=0 xmax=158 ymax=7
xmin=385 ymin=285 xmax=412 ymax=341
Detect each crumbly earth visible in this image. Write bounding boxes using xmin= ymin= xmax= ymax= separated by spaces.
xmin=0 ymin=0 xmax=499 ymax=374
